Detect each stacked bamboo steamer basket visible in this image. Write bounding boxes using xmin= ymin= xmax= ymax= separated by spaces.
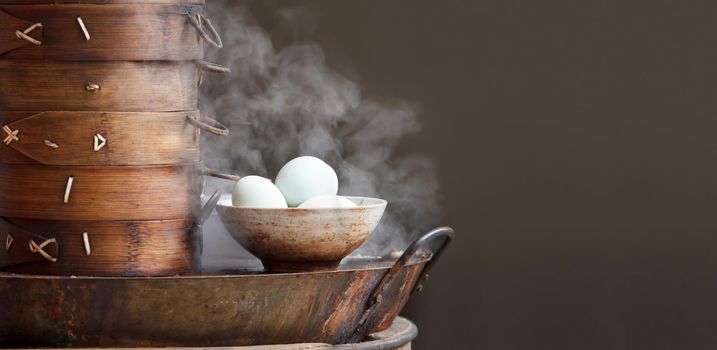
xmin=0 ymin=0 xmax=230 ymax=276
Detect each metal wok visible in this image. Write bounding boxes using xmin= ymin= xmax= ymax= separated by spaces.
xmin=0 ymin=227 xmax=453 ymax=347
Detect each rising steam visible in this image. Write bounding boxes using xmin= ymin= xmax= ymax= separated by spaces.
xmin=199 ymin=2 xmax=442 ymax=259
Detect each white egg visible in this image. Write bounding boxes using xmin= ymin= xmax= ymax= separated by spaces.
xmin=298 ymin=195 xmax=357 ymax=209
xmin=275 ymin=156 xmax=339 ymax=207
xmin=232 ymin=176 xmax=288 ymax=208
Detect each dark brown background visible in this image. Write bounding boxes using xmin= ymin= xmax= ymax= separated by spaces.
xmin=217 ymin=1 xmax=717 ymax=349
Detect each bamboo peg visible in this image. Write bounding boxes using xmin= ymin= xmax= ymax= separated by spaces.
xmin=82 ymin=232 xmax=91 ymax=256
xmin=64 ymin=176 xmax=74 ymax=203
xmin=77 ymin=16 xmax=90 ymax=41
xmin=5 ymin=234 xmax=12 ymax=251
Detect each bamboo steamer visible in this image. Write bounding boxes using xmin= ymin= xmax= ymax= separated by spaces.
xmin=0 ymin=0 xmax=225 ymax=279
xmin=0 ymin=217 xmax=200 ymax=276
xmin=0 ymin=2 xmax=221 ymax=61
xmin=0 ymin=110 xmax=228 ymax=166
xmin=0 ymin=163 xmax=207 ymax=221
xmin=0 ymin=60 xmax=230 ymax=111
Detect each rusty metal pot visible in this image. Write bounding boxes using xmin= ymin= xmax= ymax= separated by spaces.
xmin=0 ymin=226 xmax=453 ymax=348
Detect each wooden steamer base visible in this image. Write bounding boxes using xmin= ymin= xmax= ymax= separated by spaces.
xmin=0 ymin=217 xmax=201 ymax=276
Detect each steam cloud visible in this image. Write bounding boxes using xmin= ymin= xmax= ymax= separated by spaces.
xmin=199 ymin=2 xmax=442 ymax=260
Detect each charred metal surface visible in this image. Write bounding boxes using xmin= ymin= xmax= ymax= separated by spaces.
xmin=0 ymin=259 xmax=426 ymax=348
xmin=0 ymin=227 xmax=453 ymax=347
xmin=347 ymin=227 xmax=454 ymax=342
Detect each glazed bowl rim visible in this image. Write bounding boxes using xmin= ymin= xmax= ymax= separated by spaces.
xmin=216 ymin=194 xmax=388 ymax=211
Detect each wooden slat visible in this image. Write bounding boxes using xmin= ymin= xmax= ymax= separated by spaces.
xmin=1 ymin=217 xmax=197 ymax=276
xmin=0 ymin=60 xmax=199 ymax=112
xmin=0 ymin=110 xmax=201 ymax=165
xmin=0 ymin=4 xmax=205 ymax=60
xmin=0 ymin=163 xmax=203 ymax=221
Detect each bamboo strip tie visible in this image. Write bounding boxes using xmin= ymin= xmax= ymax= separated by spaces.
xmin=15 ymin=23 xmax=42 ymax=46
xmin=44 ymin=140 xmax=60 ymax=149
xmin=3 ymin=125 xmax=19 ymax=145
xmin=28 ymin=238 xmax=57 ymax=262
xmin=93 ymin=134 xmax=106 ymax=151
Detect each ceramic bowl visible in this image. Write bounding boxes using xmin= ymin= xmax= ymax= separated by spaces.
xmin=216 ymin=195 xmax=387 ymax=272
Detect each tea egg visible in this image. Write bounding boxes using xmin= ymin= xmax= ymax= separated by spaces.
xmin=298 ymin=195 xmax=357 ymax=209
xmin=275 ymin=156 xmax=339 ymax=207
xmin=232 ymin=176 xmax=288 ymax=208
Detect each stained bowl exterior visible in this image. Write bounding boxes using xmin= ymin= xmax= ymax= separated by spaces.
xmin=216 ymin=196 xmax=387 ymax=271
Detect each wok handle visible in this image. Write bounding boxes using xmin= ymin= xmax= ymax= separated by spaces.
xmin=186 ymin=114 xmax=229 ymax=136
xmin=196 ymin=60 xmax=231 ymax=74
xmin=187 ymin=12 xmax=223 ymax=48
xmin=349 ymin=226 xmax=454 ymax=342
xmin=198 ymin=190 xmax=222 ymax=225
xmin=202 ymin=167 xmax=241 ymax=182
xmin=400 ymin=226 xmax=454 ymax=294
xmin=376 ymin=226 xmax=455 ymax=298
